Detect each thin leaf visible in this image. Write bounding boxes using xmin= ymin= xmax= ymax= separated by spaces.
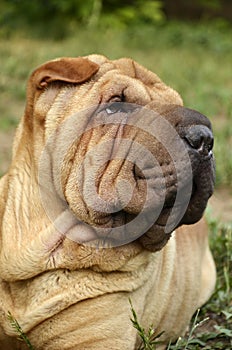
xmin=7 ymin=312 xmax=35 ymax=350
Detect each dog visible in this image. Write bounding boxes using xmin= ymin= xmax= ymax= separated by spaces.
xmin=0 ymin=55 xmax=216 ymax=349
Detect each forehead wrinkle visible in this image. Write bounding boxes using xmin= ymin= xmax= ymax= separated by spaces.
xmin=45 ymin=87 xmax=76 ymax=135
xmin=96 ymin=71 xmax=151 ymax=104
xmin=149 ymin=84 xmax=183 ymax=105
xmin=113 ymin=58 xmax=136 ymax=78
xmin=71 ymin=79 xmax=102 ymax=109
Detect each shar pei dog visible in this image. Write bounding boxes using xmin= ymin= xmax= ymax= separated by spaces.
xmin=0 ymin=55 xmax=216 ymax=350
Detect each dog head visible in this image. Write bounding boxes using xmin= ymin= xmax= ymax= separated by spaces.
xmin=13 ymin=55 xmax=215 ymax=252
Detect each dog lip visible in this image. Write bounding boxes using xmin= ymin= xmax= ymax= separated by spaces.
xmin=199 ymin=149 xmax=213 ymax=161
xmin=187 ymin=147 xmax=214 ymax=162
xmin=155 ymin=200 xmax=188 ymax=229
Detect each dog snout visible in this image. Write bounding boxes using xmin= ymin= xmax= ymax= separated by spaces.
xmin=184 ymin=125 xmax=214 ymax=158
xmin=156 ymin=105 xmax=214 ymax=159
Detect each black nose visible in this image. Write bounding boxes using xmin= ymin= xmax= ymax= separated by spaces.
xmin=184 ymin=125 xmax=214 ymax=157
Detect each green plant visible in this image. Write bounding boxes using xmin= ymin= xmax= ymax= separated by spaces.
xmin=8 ymin=312 xmax=34 ymax=350
xmin=129 ymin=299 xmax=164 ymax=349
xmin=0 ymin=0 xmax=164 ymax=39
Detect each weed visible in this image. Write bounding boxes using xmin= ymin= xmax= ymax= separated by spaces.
xmin=7 ymin=312 xmax=34 ymax=350
xmin=129 ymin=299 xmax=164 ymax=349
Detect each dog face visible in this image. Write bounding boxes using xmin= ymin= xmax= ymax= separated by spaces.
xmin=17 ymin=55 xmax=215 ymax=252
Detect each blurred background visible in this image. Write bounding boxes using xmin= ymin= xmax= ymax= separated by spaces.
xmin=0 ymin=0 xmax=232 ymax=220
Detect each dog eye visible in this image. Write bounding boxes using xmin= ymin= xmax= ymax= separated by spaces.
xmin=104 ymin=102 xmax=138 ymax=115
xmin=105 ymin=102 xmax=124 ymax=115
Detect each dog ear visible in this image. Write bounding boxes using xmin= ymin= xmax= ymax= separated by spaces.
xmin=31 ymin=57 xmax=99 ymax=89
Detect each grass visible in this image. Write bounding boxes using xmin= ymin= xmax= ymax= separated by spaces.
xmin=8 ymin=312 xmax=34 ymax=350
xmin=129 ymin=298 xmax=165 ymax=349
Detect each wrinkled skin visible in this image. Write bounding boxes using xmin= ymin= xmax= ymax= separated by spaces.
xmin=35 ymin=55 xmax=215 ymax=251
xmin=0 ymin=55 xmax=216 ymax=349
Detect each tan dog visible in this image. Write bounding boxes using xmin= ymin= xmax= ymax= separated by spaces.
xmin=0 ymin=55 xmax=216 ymax=349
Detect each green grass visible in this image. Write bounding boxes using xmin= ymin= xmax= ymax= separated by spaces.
xmin=8 ymin=312 xmax=34 ymax=350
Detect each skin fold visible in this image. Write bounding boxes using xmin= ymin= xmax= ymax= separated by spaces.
xmin=0 ymin=55 xmax=216 ymax=349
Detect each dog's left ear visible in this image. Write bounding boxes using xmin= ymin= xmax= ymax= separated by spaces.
xmin=23 ymin=57 xmax=99 ymax=123
xmin=31 ymin=57 xmax=99 ymax=89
